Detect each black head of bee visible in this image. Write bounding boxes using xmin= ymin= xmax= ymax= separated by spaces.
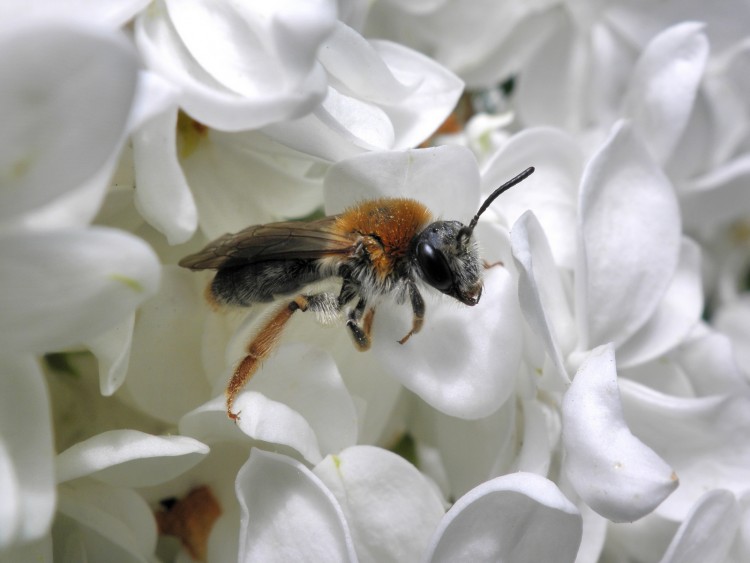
xmin=412 ymin=166 xmax=535 ymax=306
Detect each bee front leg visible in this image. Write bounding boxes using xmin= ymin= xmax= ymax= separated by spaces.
xmin=399 ymin=282 xmax=425 ymax=345
xmin=226 ymin=295 xmax=310 ymax=421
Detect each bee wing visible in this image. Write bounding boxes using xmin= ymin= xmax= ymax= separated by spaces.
xmin=178 ymin=216 xmax=356 ymax=270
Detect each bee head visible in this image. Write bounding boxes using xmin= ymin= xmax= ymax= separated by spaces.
xmin=413 ymin=221 xmax=484 ymax=305
xmin=412 ymin=166 xmax=535 ymax=306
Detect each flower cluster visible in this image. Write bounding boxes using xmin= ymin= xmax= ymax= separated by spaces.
xmin=2 ymin=1 xmax=750 ymax=562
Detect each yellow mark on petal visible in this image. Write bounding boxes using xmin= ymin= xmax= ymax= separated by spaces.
xmin=109 ymin=273 xmax=144 ymax=293
xmin=177 ymin=111 xmax=209 ymax=160
xmin=11 ymin=154 xmax=33 ymax=179
xmin=332 ymin=454 xmax=342 ymax=470
xmin=671 ymin=471 xmax=679 ymax=482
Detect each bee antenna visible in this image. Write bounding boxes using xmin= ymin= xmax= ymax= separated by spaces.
xmin=459 ymin=166 xmax=535 ymax=239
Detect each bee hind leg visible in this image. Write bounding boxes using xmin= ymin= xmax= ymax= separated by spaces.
xmin=226 ymin=294 xmax=311 ymax=421
xmin=399 ymin=282 xmax=425 ymax=345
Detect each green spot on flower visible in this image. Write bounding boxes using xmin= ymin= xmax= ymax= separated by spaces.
xmin=177 ymin=111 xmax=209 ymax=160
xmin=44 ymin=352 xmax=81 ymax=378
xmin=110 ymin=273 xmax=144 ymax=292
xmin=389 ymin=432 xmax=417 ymax=465
xmin=332 ymin=454 xmax=342 ymax=470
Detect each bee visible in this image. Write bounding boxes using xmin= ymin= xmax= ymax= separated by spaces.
xmin=180 ymin=167 xmax=534 ymax=420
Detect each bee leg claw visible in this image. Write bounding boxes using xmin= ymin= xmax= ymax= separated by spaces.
xmin=483 ymin=259 xmax=504 ymax=269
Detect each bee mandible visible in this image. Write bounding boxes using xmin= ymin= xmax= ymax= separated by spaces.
xmin=179 ymin=167 xmax=535 ymax=420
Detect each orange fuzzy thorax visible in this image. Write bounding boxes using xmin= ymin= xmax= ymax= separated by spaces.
xmin=335 ymin=198 xmax=433 ymax=280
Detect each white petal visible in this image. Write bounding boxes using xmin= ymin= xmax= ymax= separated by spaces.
xmin=85 ymin=313 xmax=135 ymax=397
xmin=57 ymin=480 xmax=157 ymax=561
xmin=511 ymin=210 xmax=574 ymax=387
xmin=0 ymin=20 xmax=137 ymax=220
xmin=135 ymin=0 xmax=330 ymax=131
xmin=324 ymin=145 xmax=480 ymax=220
xmin=714 ymin=296 xmax=750 ymax=380
xmin=2 ymin=0 xmax=151 ymax=27
xmin=616 ymin=238 xmax=703 ymax=367
xmin=482 ymin=127 xmax=582 ymax=269
xmin=0 ymin=356 xmax=55 ymax=547
xmin=425 ymin=472 xmax=581 ymax=563
xmin=370 ymin=39 xmax=463 ymax=148
xmin=233 ymin=392 xmax=324 ymax=465
xmin=659 ymin=490 xmax=739 ymax=563
xmin=619 ymin=378 xmax=750 ymax=521
xmin=0 ymin=227 xmax=160 ymax=354
xmin=55 ymin=430 xmax=209 ymax=487
xmin=675 ymin=325 xmax=749 ymax=395
xmin=183 ymin=130 xmax=324 ymax=239
xmin=372 ymin=266 xmax=522 ymax=419
xmin=625 ymin=23 xmax=709 ymax=164
xmin=132 ymin=82 xmax=197 ymax=245
xmin=562 ymin=344 xmax=678 ymax=522
xmin=122 ymin=266 xmax=212 ymax=424
xmin=236 ymin=449 xmax=357 ymax=563
xmin=576 ymin=121 xmax=681 ymax=350
xmin=314 ymin=445 xmax=445 ymax=563
xmin=227 ymin=342 xmax=358 ymax=458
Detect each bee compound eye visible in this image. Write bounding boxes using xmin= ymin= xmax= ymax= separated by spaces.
xmin=416 ymin=241 xmax=453 ymax=291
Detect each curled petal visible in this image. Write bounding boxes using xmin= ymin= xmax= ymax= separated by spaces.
xmin=562 ymin=344 xmax=678 ymax=522
xmin=619 ymin=378 xmax=750 ymax=521
xmin=0 ymin=20 xmax=137 ymax=220
xmin=314 ymin=445 xmax=445 ymax=562
xmin=0 ymin=356 xmax=55 ymax=547
xmin=135 ymin=0 xmax=333 ymax=130
xmin=659 ymin=490 xmax=740 ymax=563
xmin=55 ymin=430 xmax=209 ymax=487
xmin=425 ymin=472 xmax=582 ymax=563
xmin=511 ymin=210 xmax=574 ymax=387
xmin=236 ymin=449 xmax=357 ymax=563
xmin=625 ymin=22 xmax=709 ymax=164
xmin=85 ymin=313 xmax=135 ymax=397
xmin=576 ymin=121 xmax=681 ymax=350
xmin=0 ymin=227 xmax=160 ymax=354
xmin=132 ymin=75 xmax=197 ymax=245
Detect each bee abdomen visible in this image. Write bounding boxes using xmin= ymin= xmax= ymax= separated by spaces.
xmin=210 ymin=260 xmax=321 ymax=307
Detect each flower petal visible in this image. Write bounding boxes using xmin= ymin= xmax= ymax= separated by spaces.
xmin=0 ymin=355 xmax=55 ymax=547
xmin=85 ymin=313 xmax=135 ymax=397
xmin=226 ymin=342 xmax=358 ymax=458
xmin=57 ymin=480 xmax=158 ymax=561
xmin=714 ymin=296 xmax=750 ymax=379
xmin=135 ymin=0 xmax=332 ymax=131
xmin=236 ymin=449 xmax=357 ymax=563
xmin=616 ymin=238 xmax=703 ymax=368
xmin=55 ymin=430 xmax=209 ymax=487
xmin=0 ymin=227 xmax=160 ymax=354
xmin=122 ymin=266 xmax=212 ymax=424
xmin=482 ymin=127 xmax=582 ymax=269
xmin=562 ymin=344 xmax=678 ymax=522
xmin=314 ymin=445 xmax=445 ymax=562
xmin=576 ymin=121 xmax=681 ymax=350
xmin=511 ymin=210 xmax=574 ymax=387
xmin=659 ymin=490 xmax=739 ymax=563
xmin=425 ymin=472 xmax=582 ymax=563
xmin=372 ymin=266 xmax=522 ymax=418
xmin=132 ymin=77 xmax=197 ymax=245
xmin=624 ymin=22 xmax=709 ymax=164
xmin=619 ymin=378 xmax=750 ymax=521
xmin=324 ymin=145 xmax=480 ymax=220
xmin=0 ymin=19 xmax=137 ymax=220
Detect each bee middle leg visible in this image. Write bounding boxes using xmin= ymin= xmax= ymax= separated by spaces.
xmin=227 ymin=294 xmax=317 ymax=421
xmin=346 ymin=297 xmax=376 ymax=351
xmin=399 ymin=282 xmax=425 ymax=345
